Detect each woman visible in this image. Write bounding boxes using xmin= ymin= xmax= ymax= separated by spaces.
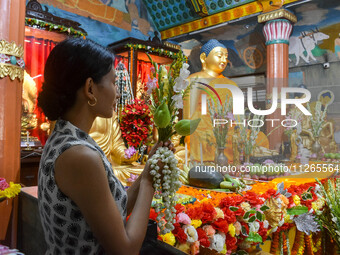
xmin=38 ymin=38 xmax=172 ymax=254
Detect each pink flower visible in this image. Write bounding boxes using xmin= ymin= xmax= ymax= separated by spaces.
xmin=124 ymin=147 xmax=137 ymax=159
xmin=150 ymin=66 xmax=155 ymax=73
xmin=202 ymin=225 xmax=216 ymax=238
xmin=0 ymin=178 xmax=9 ymax=191
xmin=190 ymin=241 xmax=200 ymax=255
xmin=146 ymin=75 xmax=158 ymax=94
xmin=226 ymin=112 xmax=235 ymax=121
xmin=177 ymin=213 xmax=191 ymax=225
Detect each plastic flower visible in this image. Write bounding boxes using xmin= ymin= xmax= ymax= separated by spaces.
xmin=191 ymin=220 xmax=202 ymax=228
xmin=210 ymin=233 xmax=226 ymax=253
xmin=0 ymin=182 xmax=21 ymax=199
xmin=203 ymin=225 xmax=216 ymax=238
xmin=177 ymin=213 xmax=191 ymax=225
xmin=160 ymin=232 xmax=176 ymax=246
xmin=214 ymin=207 xmax=225 ymax=219
xmin=233 ymin=221 xmax=241 ymax=236
xmin=293 ymin=195 xmax=301 ymax=206
xmin=190 ymin=240 xmax=200 ymax=255
xmin=183 ymin=225 xmax=198 ymax=243
xmin=228 ymin=223 xmax=236 ymax=237
xmin=0 ymin=178 xmax=9 ymax=190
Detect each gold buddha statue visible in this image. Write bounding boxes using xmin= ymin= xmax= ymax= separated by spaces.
xmin=89 ymin=113 xmax=141 ymax=185
xmin=22 ymin=71 xmax=38 ymax=134
xmin=290 ymin=128 xmax=299 ymax=162
xmin=185 ymin=39 xmax=270 ymax=163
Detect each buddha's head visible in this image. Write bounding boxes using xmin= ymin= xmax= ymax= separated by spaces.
xmin=200 ymin=39 xmax=228 ymax=75
xmin=319 ymin=91 xmax=332 ymax=106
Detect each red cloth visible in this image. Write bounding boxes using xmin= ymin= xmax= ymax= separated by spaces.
xmin=24 ymin=37 xmax=57 ymax=145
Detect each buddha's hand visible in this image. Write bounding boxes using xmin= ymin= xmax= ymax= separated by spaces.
xmin=121 ymin=152 xmax=140 ymax=164
xmin=142 ymin=140 xmax=176 ymax=184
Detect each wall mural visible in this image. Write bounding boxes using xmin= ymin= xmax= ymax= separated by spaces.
xmin=29 ymin=0 xmax=157 ymax=46
xmin=178 ymin=1 xmax=340 ymax=77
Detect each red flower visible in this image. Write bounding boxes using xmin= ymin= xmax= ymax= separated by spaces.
xmin=222 ymin=208 xmax=236 ymax=224
xmin=225 ymin=233 xmax=237 ymax=252
xmin=201 ymin=203 xmax=217 ymax=224
xmin=172 ymin=223 xmax=187 ymax=243
xmin=197 ymin=228 xmax=210 ymax=247
xmin=212 ymin=218 xmax=229 ymax=233
xmin=175 ymin=204 xmax=186 ymax=214
xmin=149 ymin=208 xmax=158 ymax=221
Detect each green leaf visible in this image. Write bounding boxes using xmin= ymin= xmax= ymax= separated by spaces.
xmin=229 ymin=206 xmax=239 ymax=212
xmin=307 ymin=186 xmax=313 ymax=192
xmin=243 ymin=211 xmax=250 ymax=219
xmin=287 ymin=206 xmax=309 ymax=215
xmin=248 ymin=216 xmax=256 ymax=223
xmin=302 ymin=193 xmax=313 ymax=201
xmin=241 ymin=226 xmax=248 ymax=236
xmin=260 ymin=205 xmax=270 ymax=211
xmin=256 ymin=211 xmax=263 ymax=221
xmin=245 ymin=232 xmax=263 ymax=243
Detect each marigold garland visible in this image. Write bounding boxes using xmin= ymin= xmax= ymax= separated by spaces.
xmin=0 ymin=181 xmax=21 ymax=199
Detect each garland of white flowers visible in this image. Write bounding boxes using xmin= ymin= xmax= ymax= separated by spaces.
xmin=149 ymin=147 xmax=182 ymax=235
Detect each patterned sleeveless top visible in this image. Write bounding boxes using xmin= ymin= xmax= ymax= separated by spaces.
xmin=38 ymin=119 xmax=127 ymax=255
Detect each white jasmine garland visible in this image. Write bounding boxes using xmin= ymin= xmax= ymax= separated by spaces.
xmin=149 ymin=147 xmax=181 ymax=235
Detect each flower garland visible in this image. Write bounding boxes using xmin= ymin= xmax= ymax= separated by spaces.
xmin=146 ymin=51 xmax=200 ymax=234
xmin=25 ymin=18 xmax=87 ymax=38
xmin=0 ymin=178 xmax=21 ymax=200
xmin=125 ymin=43 xmax=187 ymax=61
xmin=120 ymin=99 xmax=153 ymax=148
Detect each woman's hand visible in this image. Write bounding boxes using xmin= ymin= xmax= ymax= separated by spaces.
xmin=141 ymin=140 xmax=176 ymax=184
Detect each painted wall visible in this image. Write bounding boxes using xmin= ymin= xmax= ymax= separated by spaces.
xmin=178 ymin=0 xmax=340 ymax=77
xmin=26 ymin=0 xmax=158 ymax=46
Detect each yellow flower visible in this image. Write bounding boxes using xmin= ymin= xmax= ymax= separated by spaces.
xmin=293 ymin=195 xmax=301 ymax=206
xmin=0 ymin=182 xmax=21 ymax=199
xmin=215 ymin=207 xmax=224 ymax=219
xmin=284 ymin=214 xmax=293 ymax=223
xmin=228 ymin=223 xmax=236 ymax=237
xmin=221 ymin=244 xmax=227 ymax=255
xmin=191 ymin=220 xmax=202 ymax=228
xmin=160 ymin=232 xmax=176 ymax=246
xmin=240 ymin=202 xmax=251 ymax=211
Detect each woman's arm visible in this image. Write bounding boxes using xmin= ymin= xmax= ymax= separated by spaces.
xmin=55 ymin=145 xmax=155 ymax=255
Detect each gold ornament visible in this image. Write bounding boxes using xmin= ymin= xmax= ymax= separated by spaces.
xmin=0 ymin=63 xmax=24 ymax=81
xmin=0 ymin=40 xmax=24 ymax=81
xmin=263 ymin=197 xmax=282 ymax=227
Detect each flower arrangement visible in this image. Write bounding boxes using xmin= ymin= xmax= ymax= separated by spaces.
xmin=153 ymin=181 xmax=323 ymax=254
xmin=120 ymin=99 xmax=153 ymax=149
xmin=237 ymin=114 xmax=264 ymax=162
xmin=207 ymin=96 xmax=233 ymax=148
xmin=307 ymin=101 xmax=328 ymax=138
xmin=125 ymin=43 xmax=187 ymax=60
xmin=0 ymin=178 xmax=21 ymax=201
xmin=25 ymin=18 xmax=87 ymax=38
xmin=146 ymin=51 xmax=200 ymax=234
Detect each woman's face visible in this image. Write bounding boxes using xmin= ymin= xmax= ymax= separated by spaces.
xmin=95 ymin=67 xmax=120 ymax=118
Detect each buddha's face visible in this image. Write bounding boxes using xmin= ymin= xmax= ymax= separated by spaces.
xmin=204 ymin=47 xmax=228 ymax=74
xmin=320 ymin=95 xmax=331 ymax=106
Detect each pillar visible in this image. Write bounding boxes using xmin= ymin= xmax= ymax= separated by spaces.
xmin=258 ymin=10 xmax=297 ymax=149
xmin=0 ymin=0 xmax=26 ymax=247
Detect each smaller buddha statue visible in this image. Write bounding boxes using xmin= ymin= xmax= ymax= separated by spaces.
xmin=232 ymin=126 xmax=241 ymax=166
xmin=290 ymin=128 xmax=299 ymax=162
xmin=309 ymin=90 xmax=336 ymax=153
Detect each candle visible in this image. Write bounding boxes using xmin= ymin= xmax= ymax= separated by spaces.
xmin=26 ymin=131 xmax=29 ymax=143
xmin=185 ymin=143 xmax=188 ymax=167
xmin=200 ymin=143 xmax=203 ymax=166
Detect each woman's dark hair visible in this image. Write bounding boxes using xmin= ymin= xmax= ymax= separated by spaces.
xmin=38 ymin=38 xmax=114 ymax=120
